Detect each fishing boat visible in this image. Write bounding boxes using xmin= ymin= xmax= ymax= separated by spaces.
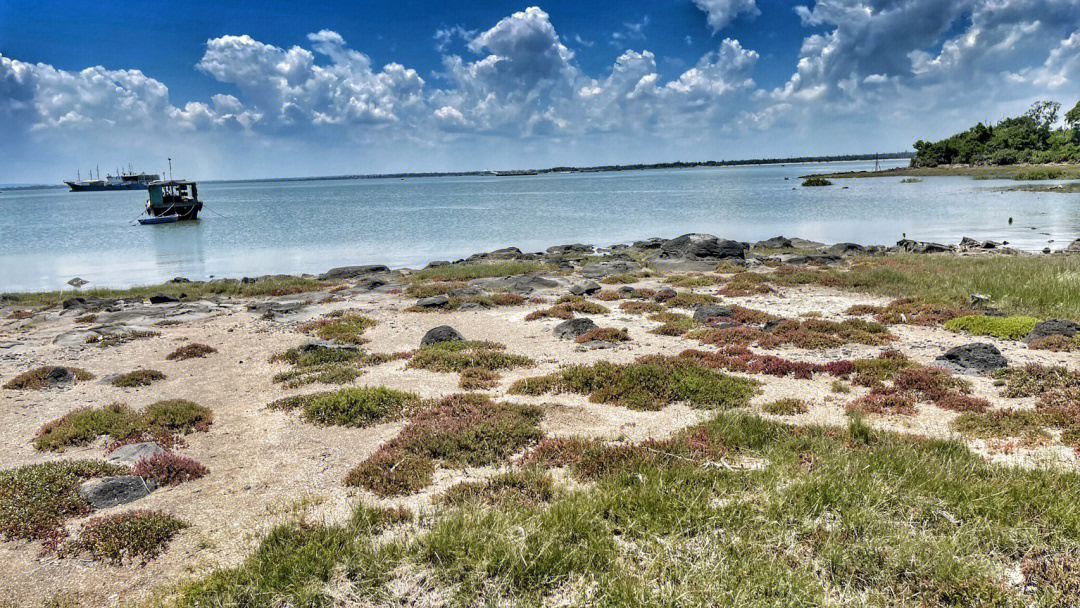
xmin=65 ymin=165 xmax=160 ymax=191
xmin=139 ymin=180 xmax=203 ymax=224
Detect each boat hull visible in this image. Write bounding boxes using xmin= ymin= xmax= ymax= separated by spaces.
xmin=138 ymin=215 xmax=180 ymax=225
xmin=65 ymin=181 xmax=150 ymax=192
xmin=147 ymin=201 xmax=202 ymax=220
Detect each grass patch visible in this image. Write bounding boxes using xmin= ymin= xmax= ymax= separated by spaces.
xmin=86 ymin=329 xmax=159 ymax=348
xmin=406 ymin=292 xmax=527 ymax=312
xmin=648 ymin=311 xmax=698 ymax=336
xmin=618 ymin=300 xmax=664 ymax=314
xmin=110 ymin=369 xmax=165 ymax=388
xmin=944 ymin=315 xmax=1040 ymax=340
xmin=717 ymin=271 xmax=775 ymax=296
xmin=762 ymin=398 xmax=809 ymax=415
xmin=270 ymin=345 xmax=404 ymax=387
xmin=598 ymin=273 xmax=644 ymax=285
xmin=345 ymin=394 xmax=544 ymax=496
xmin=35 ymin=400 xmax=212 ymax=452
xmin=663 ymin=291 xmax=720 ymax=309
xmin=62 ymin=510 xmax=188 ymax=565
xmin=575 ymin=328 xmax=630 ymax=344
xmin=407 ymin=341 xmax=533 ymax=389
xmin=299 ymin=312 xmax=376 ymax=344
xmin=440 ymin=468 xmax=555 ymax=508
xmin=0 ymin=460 xmax=129 ymax=546
xmin=3 ymin=366 xmax=93 ymax=390
xmin=694 ymin=317 xmax=892 ymax=350
xmin=994 ymin=364 xmax=1080 ymax=398
xmin=663 ymin=274 xmax=723 ymax=288
xmin=166 ymin=343 xmax=217 ymax=360
xmin=525 ymin=296 xmax=609 ymax=320
xmin=409 ymin=261 xmax=553 ymax=283
xmin=1028 ymin=334 xmax=1080 ymax=351
xmin=509 ymin=356 xmax=759 ymax=411
xmin=269 ymin=386 xmax=420 ymax=427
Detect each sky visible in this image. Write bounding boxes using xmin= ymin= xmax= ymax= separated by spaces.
xmin=2 ymin=0 xmax=1079 ymax=182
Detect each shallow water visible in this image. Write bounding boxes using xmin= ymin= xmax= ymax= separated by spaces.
xmin=2 ymin=160 xmax=1078 ymax=291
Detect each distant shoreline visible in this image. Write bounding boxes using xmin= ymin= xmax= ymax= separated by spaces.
xmin=807 ymin=163 xmax=1080 ymax=180
xmin=2 ymin=152 xmax=912 ymax=191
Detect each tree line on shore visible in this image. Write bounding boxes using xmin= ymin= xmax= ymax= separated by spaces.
xmin=913 ymin=100 xmax=1080 ymax=167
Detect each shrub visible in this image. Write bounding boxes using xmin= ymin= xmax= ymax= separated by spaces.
xmin=63 ymin=510 xmax=187 ymax=564
xmin=1027 ymin=335 xmax=1080 ymax=352
xmin=110 ymin=369 xmax=165 ymax=388
xmin=619 ymin=300 xmax=664 ymax=314
xmin=3 ymin=366 xmax=94 ymax=390
xmin=166 ymin=343 xmax=217 ymax=360
xmin=509 ymin=357 xmax=758 ymax=411
xmin=133 ymin=452 xmax=209 ymax=486
xmin=995 ymin=364 xmax=1080 ymax=398
xmin=35 ymin=400 xmax=212 ymax=451
xmin=802 ymin=176 xmax=833 ymax=186
xmin=664 ymin=274 xmax=722 ymax=288
xmin=0 ymin=460 xmax=129 ymax=545
xmin=459 ymin=367 xmax=498 ymax=390
xmin=270 ymin=345 xmax=404 ymax=387
xmin=575 ymin=328 xmax=630 ymax=344
xmin=599 ymin=273 xmax=642 ymax=284
xmin=664 ymin=291 xmax=720 ymax=309
xmin=943 ymin=315 xmax=1040 ymax=340
xmin=407 ymin=341 xmax=533 ymax=388
xmin=345 ymin=394 xmax=544 ymax=496
xmin=846 ymin=298 xmax=975 ymax=326
xmin=299 ymin=313 xmax=376 ymax=344
xmin=269 ymin=386 xmax=419 ymax=427
xmin=762 ymin=398 xmax=808 ymax=415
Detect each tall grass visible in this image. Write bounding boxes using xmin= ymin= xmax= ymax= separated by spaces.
xmin=839 ymin=254 xmax=1080 ymax=321
xmin=4 ymin=276 xmax=331 ymax=307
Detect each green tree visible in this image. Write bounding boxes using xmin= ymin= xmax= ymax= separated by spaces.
xmin=1066 ymin=101 xmax=1080 ymax=130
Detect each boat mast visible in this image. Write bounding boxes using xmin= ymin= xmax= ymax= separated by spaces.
xmin=168 ymin=157 xmax=173 ymax=181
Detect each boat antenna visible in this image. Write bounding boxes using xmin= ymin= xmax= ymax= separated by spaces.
xmin=77 ymin=169 xmax=80 ymax=180
xmin=168 ymin=157 xmax=173 ymax=181
xmin=96 ymin=165 xmax=100 ymax=180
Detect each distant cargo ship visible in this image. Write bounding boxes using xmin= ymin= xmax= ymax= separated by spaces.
xmin=64 ymin=166 xmax=161 ymax=192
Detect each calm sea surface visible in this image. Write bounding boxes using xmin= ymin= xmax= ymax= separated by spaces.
xmin=2 ymin=160 xmax=1078 ymax=292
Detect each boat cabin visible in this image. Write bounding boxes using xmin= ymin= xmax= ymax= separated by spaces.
xmin=145 ymin=180 xmax=203 ymax=220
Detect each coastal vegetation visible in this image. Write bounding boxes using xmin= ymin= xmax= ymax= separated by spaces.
xmin=164 ymin=412 xmax=1080 ymax=607
xmin=912 ymin=100 xmax=1080 ymax=167
xmin=801 ymin=176 xmax=832 ymax=187
xmin=109 ymin=369 xmax=166 ymax=388
xmin=1 ymin=275 xmax=332 ymax=307
xmin=33 ymin=400 xmax=212 ymax=451
xmin=62 ymin=510 xmax=188 ymax=565
xmin=268 ymin=386 xmax=420 ymax=428
xmin=3 ymin=366 xmax=93 ymax=390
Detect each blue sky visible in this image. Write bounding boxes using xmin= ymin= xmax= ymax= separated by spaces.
xmin=2 ymin=0 xmax=1079 ymax=182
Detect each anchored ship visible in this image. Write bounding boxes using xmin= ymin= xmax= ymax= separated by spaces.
xmin=65 ymin=165 xmax=161 ymax=192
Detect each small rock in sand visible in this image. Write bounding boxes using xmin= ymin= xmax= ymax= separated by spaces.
xmin=105 ymin=443 xmax=167 ymax=467
xmin=421 ymin=325 xmax=464 ymax=346
xmin=416 ymin=295 xmax=450 ymax=309
xmin=554 ymin=318 xmax=598 ymax=340
xmin=936 ymin=343 xmax=1007 ymax=375
xmin=569 ymin=281 xmax=601 ymax=296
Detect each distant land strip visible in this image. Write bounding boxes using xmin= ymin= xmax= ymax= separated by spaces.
xmin=2 ymin=152 xmax=913 ymax=191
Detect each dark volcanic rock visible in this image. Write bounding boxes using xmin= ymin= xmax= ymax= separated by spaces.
xmin=653 ymin=234 xmax=743 ymax=271
xmin=631 ymin=237 xmax=667 ymax=251
xmin=319 ymin=265 xmax=389 ymax=281
xmin=936 ymin=343 xmax=1007 ymax=375
xmin=1023 ymin=319 xmax=1080 ymax=344
xmin=827 ymin=242 xmax=866 ymax=256
xmin=693 ymin=305 xmax=734 ymax=323
xmin=753 ymin=236 xmax=792 ymax=249
xmin=149 ymin=293 xmax=180 ymax=304
xmin=569 ymin=281 xmax=602 ymax=296
xmin=1067 ymin=238 xmax=1080 ymax=252
xmin=78 ymin=476 xmax=155 ymax=510
xmin=421 ymin=325 xmax=464 ymax=346
xmin=894 ymin=239 xmax=953 ymax=254
xmin=554 ymin=317 xmax=598 ymax=340
xmin=416 ymin=295 xmax=450 ymax=309
xmin=62 ymin=297 xmax=87 ymax=310
xmin=45 ymin=366 xmax=75 ymax=386
xmin=299 ymin=341 xmax=360 ymax=354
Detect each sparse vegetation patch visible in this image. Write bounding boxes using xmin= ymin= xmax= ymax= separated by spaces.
xmin=110 ymin=369 xmax=166 ymax=388
xmin=269 ymin=386 xmax=420 ymax=427
xmin=35 ymin=400 xmax=212 ymax=451
xmin=166 ymin=343 xmax=217 ymax=360
xmin=3 ymin=366 xmax=94 ymax=390
xmin=62 ymin=510 xmax=188 ymax=565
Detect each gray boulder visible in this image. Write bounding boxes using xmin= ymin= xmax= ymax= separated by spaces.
xmin=421 ymin=325 xmax=464 ymax=346
xmin=569 ymin=281 xmax=602 ymax=296
xmin=827 ymin=243 xmax=866 ymax=256
xmin=554 ymin=318 xmax=598 ymax=340
xmin=1023 ymin=319 xmax=1080 ymax=344
xmin=653 ymin=234 xmax=744 ymax=271
xmin=693 ymin=305 xmax=734 ymax=323
xmin=753 ymin=236 xmax=792 ymax=250
xmin=936 ymin=343 xmax=1007 ymax=375
xmin=416 ymin=295 xmax=450 ymax=309
xmin=1066 ymin=238 xmax=1080 ymax=252
xmin=631 ymin=237 xmax=667 ymax=251
xmin=789 ymin=238 xmax=826 ymax=249
xmin=580 ymin=260 xmax=641 ymax=279
xmin=474 ymin=275 xmax=558 ymax=294
xmin=79 ymin=476 xmax=156 ymax=510
xmin=106 ymin=442 xmax=167 ymax=466
xmin=319 ymin=265 xmax=389 ymax=281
